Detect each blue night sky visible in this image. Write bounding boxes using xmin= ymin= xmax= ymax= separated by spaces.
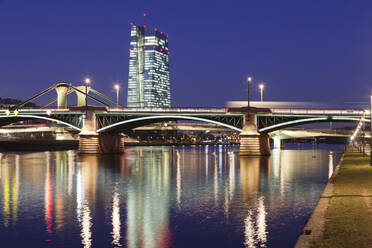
xmin=1 ymin=0 xmax=372 ymax=107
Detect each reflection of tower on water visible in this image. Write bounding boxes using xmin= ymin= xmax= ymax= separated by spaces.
xmin=126 ymin=147 xmax=171 ymax=248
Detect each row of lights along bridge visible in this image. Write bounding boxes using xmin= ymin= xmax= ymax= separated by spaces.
xmin=82 ymin=76 xmax=266 ymax=109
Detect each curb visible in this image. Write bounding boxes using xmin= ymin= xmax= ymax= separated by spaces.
xmin=294 ymin=152 xmax=345 ymax=248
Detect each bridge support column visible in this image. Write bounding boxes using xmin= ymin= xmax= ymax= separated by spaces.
xmin=78 ymin=133 xmax=124 ymax=154
xmin=75 ymin=85 xmax=91 ymax=107
xmin=273 ymin=136 xmax=285 ymax=149
xmin=78 ymin=108 xmax=124 ymax=154
xmin=239 ymin=123 xmax=270 ymax=156
xmin=55 ymin=83 xmax=70 ymax=108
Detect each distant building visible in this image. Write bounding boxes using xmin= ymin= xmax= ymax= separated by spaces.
xmin=127 ymin=23 xmax=171 ymax=108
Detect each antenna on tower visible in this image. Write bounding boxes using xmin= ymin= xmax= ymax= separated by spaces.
xmin=143 ymin=12 xmax=147 ymax=28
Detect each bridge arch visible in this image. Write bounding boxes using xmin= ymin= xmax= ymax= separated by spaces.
xmin=259 ymin=116 xmax=369 ymax=133
xmin=97 ymin=115 xmax=243 ymax=133
xmin=0 ymin=115 xmax=82 ymax=131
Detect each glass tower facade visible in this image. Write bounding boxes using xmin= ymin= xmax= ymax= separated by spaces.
xmin=127 ymin=24 xmax=171 ymax=108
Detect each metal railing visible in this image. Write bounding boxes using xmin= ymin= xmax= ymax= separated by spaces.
xmin=270 ymin=108 xmax=368 ymax=116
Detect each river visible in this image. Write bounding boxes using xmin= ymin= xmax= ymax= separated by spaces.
xmin=0 ymin=144 xmax=344 ymax=248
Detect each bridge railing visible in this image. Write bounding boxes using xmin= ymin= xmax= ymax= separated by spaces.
xmin=0 ymin=108 xmax=70 ymax=113
xmin=270 ymin=108 xmax=369 ymax=116
xmin=107 ymin=107 xmax=229 ymax=113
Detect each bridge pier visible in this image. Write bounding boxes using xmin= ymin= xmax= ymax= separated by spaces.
xmin=78 ymin=133 xmax=124 ymax=154
xmin=239 ymin=123 xmax=270 ymax=156
xmin=78 ymin=108 xmax=124 ymax=154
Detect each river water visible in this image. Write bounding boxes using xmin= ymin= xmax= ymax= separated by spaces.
xmin=0 ymin=144 xmax=343 ymax=248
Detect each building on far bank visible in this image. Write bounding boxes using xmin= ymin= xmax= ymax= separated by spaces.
xmin=127 ymin=21 xmax=171 ymax=108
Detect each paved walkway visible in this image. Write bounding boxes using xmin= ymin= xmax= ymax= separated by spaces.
xmin=296 ymin=147 xmax=372 ymax=248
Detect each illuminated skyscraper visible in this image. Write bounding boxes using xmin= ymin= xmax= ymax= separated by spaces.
xmin=127 ymin=21 xmax=171 ymax=108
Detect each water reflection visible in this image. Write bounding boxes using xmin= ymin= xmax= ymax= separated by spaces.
xmin=0 ymin=145 xmax=342 ymax=248
xmin=240 ymin=156 xmax=269 ymax=248
xmin=44 ymin=152 xmax=53 ymax=234
xmin=12 ymin=155 xmax=19 ymax=226
xmin=176 ymin=150 xmax=181 ymax=208
xmin=1 ymin=154 xmax=20 ymax=228
xmin=112 ymin=189 xmax=121 ymax=247
xmin=125 ymin=147 xmax=171 ymax=248
xmin=3 ymin=157 xmax=9 ymax=227
xmin=77 ymin=155 xmax=98 ymax=248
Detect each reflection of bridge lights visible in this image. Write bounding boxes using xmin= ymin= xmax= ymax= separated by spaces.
xmin=218 ymin=145 xmax=223 ymax=175
xmin=243 ymin=198 xmax=268 ymax=248
xmin=67 ymin=151 xmax=75 ymax=196
xmin=228 ymin=151 xmax=235 ymax=201
xmin=257 ymin=197 xmax=267 ymax=244
xmin=44 ymin=152 xmax=53 ymax=234
xmin=81 ymin=202 xmax=92 ymax=248
xmin=244 ymin=210 xmax=255 ymax=248
xmin=112 ymin=190 xmax=121 ymax=247
xmin=3 ymin=164 xmax=9 ymax=227
xmin=214 ymin=152 xmax=218 ymax=204
xmin=13 ymin=155 xmax=19 ymax=225
xmin=176 ymin=151 xmax=181 ymax=208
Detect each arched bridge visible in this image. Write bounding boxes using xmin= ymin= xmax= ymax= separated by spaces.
xmin=95 ymin=109 xmax=244 ymax=133
xmin=0 ymin=109 xmax=84 ymax=131
xmin=0 ymin=107 xmax=368 ymax=155
xmin=1 ymin=82 xmax=368 ymax=155
xmin=256 ymin=108 xmax=370 ymax=133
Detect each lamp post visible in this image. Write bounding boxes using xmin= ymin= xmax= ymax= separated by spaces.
xmin=259 ymin=83 xmax=264 ymax=102
xmin=84 ymin=77 xmax=91 ymax=117
xmin=114 ymin=84 xmax=120 ymax=108
xmin=247 ymin=76 xmax=252 ymax=121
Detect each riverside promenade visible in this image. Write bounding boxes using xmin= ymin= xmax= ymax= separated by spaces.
xmin=296 ymin=146 xmax=372 ymax=248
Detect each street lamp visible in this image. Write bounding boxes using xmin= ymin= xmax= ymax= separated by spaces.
xmin=259 ymin=83 xmax=264 ymax=102
xmin=258 ymin=83 xmax=265 ymax=102
xmin=114 ymin=84 xmax=120 ymax=108
xmin=84 ymin=77 xmax=91 ymax=117
xmin=247 ymin=76 xmax=252 ymax=121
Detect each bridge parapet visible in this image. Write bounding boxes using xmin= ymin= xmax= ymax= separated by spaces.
xmin=107 ymin=107 xmax=229 ymax=113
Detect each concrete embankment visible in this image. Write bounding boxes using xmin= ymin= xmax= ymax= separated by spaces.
xmin=295 ymin=147 xmax=372 ymax=248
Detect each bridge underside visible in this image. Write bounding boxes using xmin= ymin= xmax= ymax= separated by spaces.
xmin=257 ymin=114 xmax=369 ymax=133
xmin=95 ymin=113 xmax=244 ymax=133
xmin=0 ymin=113 xmax=84 ymax=131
